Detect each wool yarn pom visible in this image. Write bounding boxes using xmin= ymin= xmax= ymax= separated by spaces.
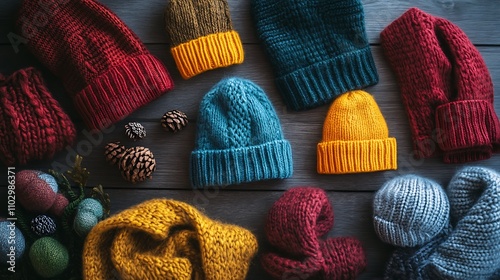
xmin=29 ymin=237 xmax=69 ymax=278
xmin=0 ymin=221 xmax=25 ymax=263
xmin=31 ymin=215 xmax=57 ymax=236
xmin=37 ymin=172 xmax=58 ymax=193
xmin=73 ymin=198 xmax=104 ymax=237
xmin=16 ymin=170 xmax=69 ymax=216
xmin=50 ymin=193 xmax=70 ymax=217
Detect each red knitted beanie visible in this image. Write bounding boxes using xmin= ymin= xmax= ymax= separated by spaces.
xmin=0 ymin=68 xmax=76 ymax=166
xmin=381 ymin=8 xmax=500 ymax=163
xmin=17 ymin=0 xmax=174 ymax=131
xmin=262 ymin=187 xmax=366 ymax=279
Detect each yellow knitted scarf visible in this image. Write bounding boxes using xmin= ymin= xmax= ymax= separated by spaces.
xmin=83 ymin=199 xmax=258 ymax=279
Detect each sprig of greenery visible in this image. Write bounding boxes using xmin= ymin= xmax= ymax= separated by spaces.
xmin=49 ymin=155 xmax=110 ymax=215
xmin=91 ymin=185 xmax=111 ymax=218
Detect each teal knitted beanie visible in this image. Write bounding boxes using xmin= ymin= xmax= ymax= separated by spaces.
xmin=190 ymin=77 xmax=293 ymax=188
xmin=251 ymin=0 xmax=379 ymax=111
xmin=373 ymin=175 xmax=450 ymax=247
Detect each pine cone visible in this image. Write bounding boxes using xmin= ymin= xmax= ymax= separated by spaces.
xmin=104 ymin=142 xmax=126 ymax=166
xmin=119 ymin=146 xmax=156 ymax=183
xmin=161 ymin=110 xmax=188 ymax=132
xmin=125 ymin=122 xmax=146 ymax=140
xmin=31 ymin=215 xmax=57 ymax=236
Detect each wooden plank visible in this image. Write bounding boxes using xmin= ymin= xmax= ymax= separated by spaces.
xmin=2 ymin=0 xmax=500 ymax=45
xmin=0 ymin=187 xmax=392 ymax=280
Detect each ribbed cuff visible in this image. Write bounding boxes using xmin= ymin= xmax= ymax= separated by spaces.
xmin=171 ymin=30 xmax=244 ymax=79
xmin=276 ymin=46 xmax=379 ymax=111
xmin=190 ymin=140 xmax=293 ymax=188
xmin=435 ymin=100 xmax=497 ymax=163
xmin=74 ymin=54 xmax=174 ymax=131
xmin=373 ymin=216 xmax=431 ymax=247
xmin=317 ymin=138 xmax=397 ymax=174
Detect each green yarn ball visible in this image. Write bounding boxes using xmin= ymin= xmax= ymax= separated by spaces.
xmin=74 ymin=211 xmax=99 ymax=237
xmin=78 ymin=198 xmax=104 ymax=218
xmin=29 ymin=237 xmax=69 ymax=278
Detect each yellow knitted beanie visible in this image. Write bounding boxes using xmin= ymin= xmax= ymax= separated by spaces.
xmin=83 ymin=199 xmax=258 ymax=280
xmin=317 ymin=90 xmax=397 ymax=174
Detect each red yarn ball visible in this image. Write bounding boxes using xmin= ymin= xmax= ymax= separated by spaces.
xmin=50 ymin=194 xmax=69 ymax=217
xmin=16 ymin=170 xmax=67 ymax=216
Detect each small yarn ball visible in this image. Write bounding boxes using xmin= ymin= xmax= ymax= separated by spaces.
xmin=31 ymin=215 xmax=57 ymax=236
xmin=0 ymin=221 xmax=26 ymax=263
xmin=50 ymin=193 xmax=70 ymax=217
xmin=78 ymin=198 xmax=104 ymax=218
xmin=73 ymin=198 xmax=104 ymax=237
xmin=74 ymin=212 xmax=99 ymax=237
xmin=104 ymin=141 xmax=126 ymax=166
xmin=29 ymin=237 xmax=69 ymax=278
xmin=119 ymin=146 xmax=156 ymax=183
xmin=38 ymin=173 xmax=58 ymax=193
xmin=161 ymin=110 xmax=188 ymax=132
xmin=16 ymin=170 xmax=69 ymax=216
xmin=125 ymin=122 xmax=146 ymax=140
xmin=373 ymin=175 xmax=450 ymax=247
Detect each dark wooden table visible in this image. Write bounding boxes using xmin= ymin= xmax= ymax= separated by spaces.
xmin=1 ymin=1 xmax=500 ymax=279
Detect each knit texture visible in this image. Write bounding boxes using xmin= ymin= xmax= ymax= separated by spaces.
xmin=83 ymin=198 xmax=258 ymax=280
xmin=373 ymin=175 xmax=450 ymax=247
xmin=16 ymin=170 xmax=69 ymax=217
xmin=262 ymin=187 xmax=366 ymax=279
xmin=165 ymin=0 xmax=244 ymax=79
xmin=374 ymin=167 xmax=500 ymax=279
xmin=0 ymin=68 xmax=76 ymax=166
xmin=29 ymin=237 xmax=69 ymax=278
xmin=428 ymin=167 xmax=500 ymax=279
xmin=251 ymin=0 xmax=378 ymax=111
xmin=17 ymin=0 xmax=174 ymax=131
xmin=317 ymin=90 xmax=397 ymax=174
xmin=383 ymin=230 xmax=450 ymax=280
xmin=190 ymin=77 xmax=293 ymax=188
xmin=73 ymin=198 xmax=104 ymax=237
xmin=381 ymin=8 xmax=500 ymax=163
xmin=0 ymin=221 xmax=25 ymax=263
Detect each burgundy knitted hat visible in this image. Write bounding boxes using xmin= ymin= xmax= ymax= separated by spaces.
xmin=0 ymin=68 xmax=76 ymax=166
xmin=381 ymin=8 xmax=500 ymax=163
xmin=17 ymin=0 xmax=174 ymax=131
xmin=262 ymin=187 xmax=366 ymax=279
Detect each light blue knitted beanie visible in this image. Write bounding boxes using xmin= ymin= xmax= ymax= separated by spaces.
xmin=190 ymin=77 xmax=293 ymax=188
xmin=428 ymin=167 xmax=500 ymax=279
xmin=373 ymin=175 xmax=450 ymax=247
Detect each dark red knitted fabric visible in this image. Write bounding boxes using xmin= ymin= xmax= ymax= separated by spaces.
xmin=262 ymin=187 xmax=366 ymax=279
xmin=0 ymin=68 xmax=76 ymax=166
xmin=381 ymin=8 xmax=500 ymax=163
xmin=17 ymin=0 xmax=174 ymax=131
